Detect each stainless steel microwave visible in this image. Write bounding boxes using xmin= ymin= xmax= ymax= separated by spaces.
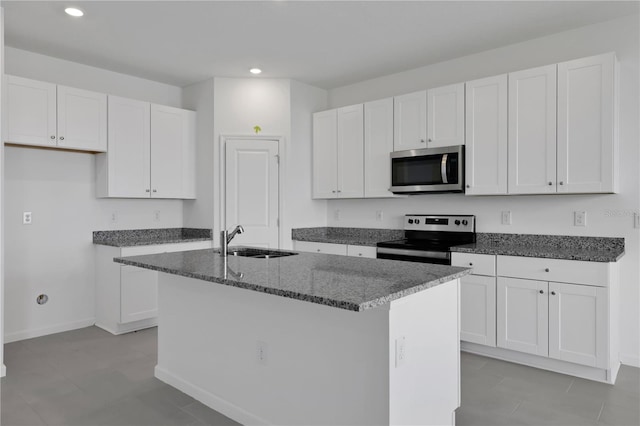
xmin=390 ymin=145 xmax=464 ymax=194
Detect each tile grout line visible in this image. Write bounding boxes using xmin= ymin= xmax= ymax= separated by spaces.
xmin=596 ymin=401 xmax=605 ymax=423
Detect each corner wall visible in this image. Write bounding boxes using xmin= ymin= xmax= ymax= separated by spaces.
xmin=3 ymin=48 xmax=185 ymax=342
xmin=327 ymin=15 xmax=640 ymax=366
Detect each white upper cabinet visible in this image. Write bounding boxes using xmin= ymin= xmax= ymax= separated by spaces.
xmin=312 ymin=105 xmax=364 ymax=199
xmin=150 ymin=104 xmax=196 ymax=199
xmin=4 ymin=75 xmax=107 ymax=152
xmin=364 ymin=98 xmax=395 ymax=198
xmin=557 ymin=53 xmax=617 ymax=193
xmin=97 ymin=97 xmax=195 ymax=199
xmin=57 ymin=85 xmax=107 ymax=151
xmin=5 ymin=76 xmax=57 ymax=147
xmin=508 ymin=64 xmax=557 ymax=194
xmin=97 ymin=96 xmax=151 ymax=198
xmin=393 ymin=90 xmax=427 ymax=151
xmin=336 ymin=104 xmax=364 ymax=198
xmin=427 ymin=83 xmax=465 ymax=148
xmin=465 ymin=75 xmax=508 ymax=195
xmin=312 ymin=109 xmax=339 ymax=199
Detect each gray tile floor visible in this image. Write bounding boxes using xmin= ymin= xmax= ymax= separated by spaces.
xmin=1 ymin=326 xmax=638 ymax=426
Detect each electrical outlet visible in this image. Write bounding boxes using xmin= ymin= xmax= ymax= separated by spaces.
xmin=376 ymin=211 xmax=384 ymax=222
xmin=110 ymin=212 xmax=118 ymax=223
xmin=334 ymin=209 xmax=341 ymax=221
xmin=395 ymin=336 xmax=406 ymax=368
xmin=23 ymin=211 xmax=32 ymax=225
xmin=256 ymin=341 xmax=268 ymax=365
xmin=154 ymin=210 xmax=161 ymax=222
xmin=574 ymin=211 xmax=587 ymax=227
xmin=501 ymin=211 xmax=512 ymax=225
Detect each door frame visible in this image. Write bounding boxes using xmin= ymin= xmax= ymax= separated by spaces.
xmin=219 ymin=135 xmax=286 ymax=249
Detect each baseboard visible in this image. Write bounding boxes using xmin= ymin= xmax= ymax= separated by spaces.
xmin=4 ymin=318 xmax=96 ymax=343
xmin=619 ymin=353 xmax=640 ymax=368
xmin=95 ymin=318 xmax=157 ymax=336
xmin=155 ymin=366 xmax=270 ymax=426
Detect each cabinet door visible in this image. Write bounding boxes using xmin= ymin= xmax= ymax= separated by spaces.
xmin=508 ymin=65 xmax=557 ymax=194
xmin=150 ymin=104 xmax=190 ymax=199
xmin=337 ymin=104 xmax=364 ymax=198
xmin=364 ymin=98 xmax=395 ymax=198
xmin=461 ymin=275 xmax=496 ymax=347
xmin=497 ymin=277 xmax=548 ymax=356
xmin=57 ymin=85 xmax=107 ymax=152
xmin=548 ymin=282 xmax=608 ymax=368
xmin=557 ymin=53 xmax=616 ymax=193
xmin=465 ymin=75 xmax=508 ymax=195
xmin=120 ymin=265 xmax=158 ymax=323
xmin=5 ymin=75 xmax=57 ymax=147
xmin=427 ymin=83 xmax=465 ymax=148
xmin=312 ymin=110 xmax=338 ymax=199
xmin=104 ymin=96 xmax=151 ymax=198
xmin=393 ymin=91 xmax=427 ymax=151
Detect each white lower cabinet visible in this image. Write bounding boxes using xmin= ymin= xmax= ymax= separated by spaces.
xmin=293 ymin=241 xmax=377 ymax=259
xmin=95 ymin=240 xmax=212 ymax=334
xmin=457 ymin=252 xmax=618 ymax=383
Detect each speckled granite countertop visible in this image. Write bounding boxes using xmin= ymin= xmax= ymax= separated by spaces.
xmin=451 ymin=233 xmax=625 ymax=262
xmin=292 ymin=227 xmax=403 ymax=246
xmin=93 ymin=228 xmax=213 ymax=247
xmin=114 ymin=248 xmax=471 ymax=311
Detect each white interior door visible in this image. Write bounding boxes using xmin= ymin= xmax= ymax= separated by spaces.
xmin=225 ymin=139 xmax=279 ymax=249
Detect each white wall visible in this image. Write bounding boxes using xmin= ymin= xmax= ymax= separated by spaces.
xmin=326 ymin=15 xmax=640 ymax=366
xmin=182 ymin=78 xmax=215 ymax=229
xmin=3 ymin=48 xmax=184 ymax=342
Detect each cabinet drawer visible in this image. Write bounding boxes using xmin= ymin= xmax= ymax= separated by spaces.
xmin=294 ymin=241 xmax=347 ymax=255
xmin=121 ymin=240 xmax=213 ymax=256
xmin=497 ymin=255 xmax=609 ymax=287
xmin=346 ymin=245 xmax=377 ymax=259
xmin=452 ymin=253 xmax=496 ymax=276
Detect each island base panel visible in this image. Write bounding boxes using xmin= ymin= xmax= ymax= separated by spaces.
xmin=155 ymin=273 xmax=460 ymax=425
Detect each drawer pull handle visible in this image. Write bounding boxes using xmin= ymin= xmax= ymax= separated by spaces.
xmin=317 ymin=249 xmax=320 ymax=252
xmin=358 ymin=253 xmax=362 ymax=256
xmin=545 ymin=268 xmax=550 ymax=272
xmin=539 ymin=290 xmax=544 ymax=294
xmin=551 ymin=291 xmax=556 ymax=296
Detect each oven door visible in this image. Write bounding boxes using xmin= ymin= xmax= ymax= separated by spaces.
xmin=390 ymin=146 xmax=463 ymax=193
xmin=376 ymin=247 xmax=451 ymax=265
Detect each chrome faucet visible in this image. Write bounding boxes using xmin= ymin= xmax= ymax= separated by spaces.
xmin=220 ymin=225 xmax=244 ymax=257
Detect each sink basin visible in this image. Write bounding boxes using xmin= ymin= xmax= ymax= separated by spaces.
xmin=229 ymin=248 xmax=298 ymax=259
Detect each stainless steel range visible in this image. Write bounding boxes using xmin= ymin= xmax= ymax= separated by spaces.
xmin=376 ymin=214 xmax=476 ymax=264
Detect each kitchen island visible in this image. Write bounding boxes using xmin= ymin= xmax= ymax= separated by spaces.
xmin=115 ymin=248 xmax=471 ymax=426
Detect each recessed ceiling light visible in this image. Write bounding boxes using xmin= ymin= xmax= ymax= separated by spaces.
xmin=65 ymin=7 xmax=84 ymax=17
xmin=249 ymin=68 xmax=262 ymax=75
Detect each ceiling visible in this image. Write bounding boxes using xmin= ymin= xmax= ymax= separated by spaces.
xmin=2 ymin=1 xmax=638 ymax=89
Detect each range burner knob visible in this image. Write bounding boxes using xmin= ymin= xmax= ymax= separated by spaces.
xmin=415 ymin=219 xmax=420 ymax=224
xmin=462 ymin=219 xmax=469 ymax=226
xmin=454 ymin=220 xmax=461 ymax=226
xmin=408 ymin=219 xmax=414 ymax=224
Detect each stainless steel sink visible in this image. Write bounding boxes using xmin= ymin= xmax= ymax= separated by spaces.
xmin=229 ymin=248 xmax=298 ymax=259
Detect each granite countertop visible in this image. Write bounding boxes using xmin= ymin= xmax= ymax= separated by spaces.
xmin=114 ymin=248 xmax=471 ymax=312
xmin=93 ymin=228 xmax=213 ymax=247
xmin=450 ymin=233 xmax=625 ymax=263
xmin=292 ymin=227 xmax=403 ymax=246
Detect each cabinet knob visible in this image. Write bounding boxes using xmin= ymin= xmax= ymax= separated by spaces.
xmin=332 ymin=190 xmax=336 ymax=193
xmin=548 ymin=182 xmax=553 ymax=186
xmin=337 ymin=190 xmax=341 ymax=193
xmin=152 ymin=189 xmax=157 ymax=193
xmin=50 ymin=135 xmax=56 ymax=140
xmin=145 ymin=189 xmax=150 ymax=193
xmin=420 ymin=139 xmax=426 ymax=143
xmin=358 ymin=253 xmax=362 ymax=256
xmin=469 ymin=262 xmax=473 ymax=266
xmin=59 ymin=136 xmax=64 ymax=141
xmin=428 ymin=138 xmax=432 ymax=142
xmin=551 ymin=291 xmax=556 ymax=296
xmin=539 ymin=290 xmax=544 ymax=294
xmin=545 ymin=268 xmax=550 ymax=272
xmin=316 ymin=249 xmax=320 ymax=252
xmin=559 ymin=181 xmax=564 ymax=185
xmin=466 ymin=184 xmax=470 ymax=188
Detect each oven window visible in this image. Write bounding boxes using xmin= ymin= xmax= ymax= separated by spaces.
xmin=393 ymin=154 xmax=459 ymax=186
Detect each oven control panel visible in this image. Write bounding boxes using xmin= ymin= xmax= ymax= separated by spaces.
xmin=404 ymin=215 xmax=475 ymax=232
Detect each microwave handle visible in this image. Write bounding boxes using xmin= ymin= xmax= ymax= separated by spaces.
xmin=441 ymin=153 xmax=449 ymax=184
